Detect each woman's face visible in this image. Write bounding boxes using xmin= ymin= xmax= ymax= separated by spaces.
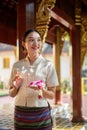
xmin=23 ymin=31 xmax=42 ymax=57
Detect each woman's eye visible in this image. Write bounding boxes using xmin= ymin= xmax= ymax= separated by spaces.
xmin=37 ymin=39 xmax=41 ymax=42
xmin=29 ymin=39 xmax=34 ymax=42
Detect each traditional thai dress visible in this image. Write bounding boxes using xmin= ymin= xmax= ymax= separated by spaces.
xmin=9 ymin=55 xmax=59 ymax=130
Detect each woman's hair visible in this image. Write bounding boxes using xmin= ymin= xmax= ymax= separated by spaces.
xmin=22 ymin=29 xmax=41 ymax=42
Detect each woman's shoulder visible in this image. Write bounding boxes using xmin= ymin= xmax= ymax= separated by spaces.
xmin=13 ymin=58 xmax=27 ymax=67
xmin=41 ymin=55 xmax=54 ymax=66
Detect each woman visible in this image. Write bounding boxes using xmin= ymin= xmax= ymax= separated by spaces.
xmin=9 ymin=29 xmax=59 ymax=130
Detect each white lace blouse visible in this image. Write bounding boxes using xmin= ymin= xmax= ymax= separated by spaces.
xmin=9 ymin=55 xmax=59 ymax=107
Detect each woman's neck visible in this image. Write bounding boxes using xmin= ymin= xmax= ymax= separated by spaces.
xmin=28 ymin=54 xmax=39 ymax=65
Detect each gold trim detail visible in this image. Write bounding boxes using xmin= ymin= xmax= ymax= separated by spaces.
xmin=81 ymin=15 xmax=87 ymax=65
xmin=75 ymin=0 xmax=81 ymax=26
xmin=36 ymin=0 xmax=56 ymax=43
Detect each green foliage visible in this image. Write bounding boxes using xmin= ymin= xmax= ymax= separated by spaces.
xmin=61 ymin=79 xmax=72 ymax=94
xmin=0 ymin=81 xmax=4 ymax=89
xmin=65 ymin=33 xmax=70 ymax=41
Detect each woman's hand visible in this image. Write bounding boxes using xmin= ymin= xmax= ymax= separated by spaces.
xmin=9 ymin=74 xmax=23 ymax=97
xmin=28 ymin=80 xmax=45 ymax=99
xmin=12 ymin=74 xmax=23 ymax=89
xmin=29 ymin=86 xmax=40 ymax=90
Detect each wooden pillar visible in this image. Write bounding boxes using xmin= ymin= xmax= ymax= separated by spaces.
xmin=17 ymin=0 xmax=35 ymax=59
xmin=17 ymin=1 xmax=26 ymax=59
xmin=53 ymin=27 xmax=61 ymax=104
xmin=71 ymin=27 xmax=84 ymax=122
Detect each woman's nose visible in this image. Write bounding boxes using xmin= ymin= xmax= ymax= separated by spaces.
xmin=34 ymin=40 xmax=38 ymax=45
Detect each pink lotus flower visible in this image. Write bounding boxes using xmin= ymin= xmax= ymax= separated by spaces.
xmin=29 ymin=80 xmax=45 ymax=89
xmin=28 ymin=80 xmax=45 ymax=99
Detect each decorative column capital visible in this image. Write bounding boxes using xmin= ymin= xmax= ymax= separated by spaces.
xmin=36 ymin=0 xmax=56 ymax=43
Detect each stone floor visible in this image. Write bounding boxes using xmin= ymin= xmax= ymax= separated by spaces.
xmin=0 ymin=96 xmax=14 ymax=130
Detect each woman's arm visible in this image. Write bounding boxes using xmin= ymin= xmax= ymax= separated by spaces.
xmin=42 ymin=86 xmax=56 ymax=99
xmin=9 ymin=84 xmax=18 ymax=97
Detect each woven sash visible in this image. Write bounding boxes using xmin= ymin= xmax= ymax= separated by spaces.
xmin=14 ymin=106 xmax=52 ymax=130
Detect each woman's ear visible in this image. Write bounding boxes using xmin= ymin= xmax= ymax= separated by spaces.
xmin=21 ymin=41 xmax=27 ymax=55
xmin=22 ymin=41 xmax=25 ymax=50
